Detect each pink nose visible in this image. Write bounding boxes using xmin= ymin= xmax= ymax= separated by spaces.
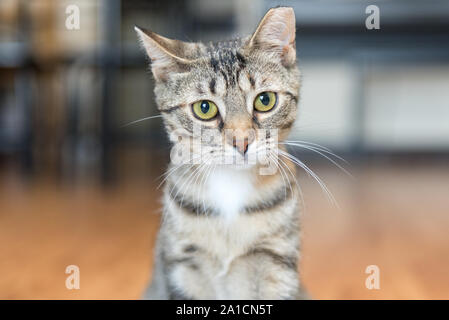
xmin=232 ymin=136 xmax=249 ymax=155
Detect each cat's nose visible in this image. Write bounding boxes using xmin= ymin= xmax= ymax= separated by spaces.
xmin=232 ymin=136 xmax=249 ymax=155
xmin=232 ymin=134 xmax=255 ymax=156
xmin=223 ymin=116 xmax=255 ymax=155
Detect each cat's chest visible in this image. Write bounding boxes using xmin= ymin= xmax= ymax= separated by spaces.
xmin=205 ymin=167 xmax=255 ymax=221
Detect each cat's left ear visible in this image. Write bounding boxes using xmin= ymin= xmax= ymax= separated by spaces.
xmin=247 ymin=7 xmax=296 ymax=67
xmin=135 ymin=26 xmax=193 ymax=81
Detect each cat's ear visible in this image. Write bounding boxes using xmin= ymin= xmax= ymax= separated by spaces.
xmin=135 ymin=26 xmax=193 ymax=81
xmin=248 ymin=7 xmax=296 ymax=67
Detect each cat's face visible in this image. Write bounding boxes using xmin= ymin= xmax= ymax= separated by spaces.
xmin=136 ymin=7 xmax=300 ymax=168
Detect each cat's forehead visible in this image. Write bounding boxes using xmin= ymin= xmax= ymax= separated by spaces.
xmin=202 ymin=39 xmax=248 ymax=75
xmin=186 ymin=39 xmax=283 ymax=91
xmin=159 ymin=37 xmax=292 ymax=108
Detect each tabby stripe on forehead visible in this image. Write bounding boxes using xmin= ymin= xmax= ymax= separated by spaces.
xmin=209 ymin=78 xmax=216 ymax=94
xmin=210 ymin=57 xmax=219 ymax=72
xmin=248 ymin=75 xmax=255 ymax=89
xmin=236 ymin=51 xmax=246 ymax=67
xmin=235 ymin=68 xmax=242 ymax=87
xmin=196 ymin=84 xmax=204 ymax=95
xmin=220 ymin=70 xmax=229 ymax=89
xmin=243 ymin=184 xmax=292 ymax=214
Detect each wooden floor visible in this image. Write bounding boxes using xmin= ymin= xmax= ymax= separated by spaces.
xmin=0 ymin=162 xmax=448 ymax=299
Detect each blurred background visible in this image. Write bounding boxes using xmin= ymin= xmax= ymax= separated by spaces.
xmin=0 ymin=0 xmax=448 ymax=299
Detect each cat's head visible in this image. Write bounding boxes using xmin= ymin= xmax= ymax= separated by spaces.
xmin=136 ymin=7 xmax=300 ymax=169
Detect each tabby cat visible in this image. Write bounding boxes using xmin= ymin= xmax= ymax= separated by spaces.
xmin=136 ymin=7 xmax=306 ymax=299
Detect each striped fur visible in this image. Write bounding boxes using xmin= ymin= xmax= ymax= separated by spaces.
xmin=137 ymin=7 xmax=307 ymax=299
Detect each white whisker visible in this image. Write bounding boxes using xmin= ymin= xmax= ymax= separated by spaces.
xmin=284 ymin=140 xmax=333 ymax=152
xmin=280 ymin=142 xmax=352 ymax=178
xmin=176 ymin=157 xmax=211 ymax=209
xmin=276 ymin=153 xmax=305 ymax=210
xmin=267 ymin=152 xmax=289 ymax=199
xmin=278 ymin=149 xmax=339 ymax=208
xmin=283 ymin=141 xmax=349 ymax=164
xmin=156 ymin=153 xmax=203 ymax=189
xmin=200 ymin=161 xmax=216 ymax=216
xmin=121 ymin=114 xmax=163 ymax=127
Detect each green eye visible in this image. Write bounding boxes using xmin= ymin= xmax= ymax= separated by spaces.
xmin=192 ymin=100 xmax=218 ymax=120
xmin=254 ymin=91 xmax=277 ymax=112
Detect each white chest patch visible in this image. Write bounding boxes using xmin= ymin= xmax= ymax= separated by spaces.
xmin=205 ymin=167 xmax=255 ymax=222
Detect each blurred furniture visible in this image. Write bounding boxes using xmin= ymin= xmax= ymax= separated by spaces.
xmin=1 ymin=0 xmax=449 ymax=184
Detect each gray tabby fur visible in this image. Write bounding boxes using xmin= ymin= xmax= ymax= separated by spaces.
xmin=136 ymin=7 xmax=307 ymax=300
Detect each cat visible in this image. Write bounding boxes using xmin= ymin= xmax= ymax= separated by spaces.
xmin=135 ymin=6 xmax=306 ymax=299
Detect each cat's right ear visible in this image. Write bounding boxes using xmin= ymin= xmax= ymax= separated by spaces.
xmin=135 ymin=26 xmax=192 ymax=81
